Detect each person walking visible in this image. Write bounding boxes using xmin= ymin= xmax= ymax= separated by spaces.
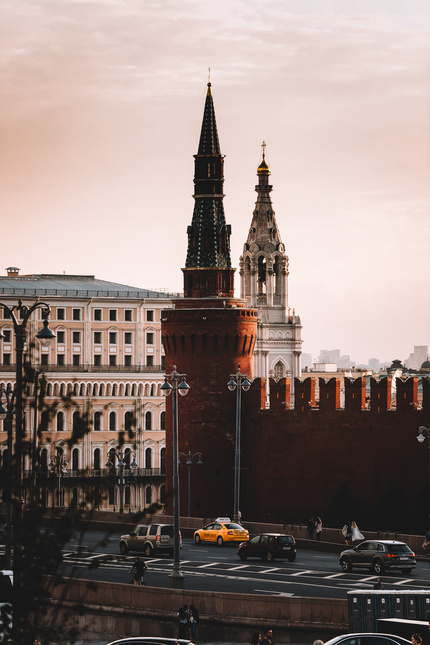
xmin=307 ymin=517 xmax=315 ymax=540
xmin=374 ymin=578 xmax=383 ymax=589
xmin=422 ymin=529 xmax=430 ymax=552
xmin=129 ymin=556 xmax=147 ymax=585
xmin=189 ymin=604 xmax=199 ymax=641
xmin=351 ymin=521 xmax=364 ymax=542
xmin=261 ymin=627 xmax=274 ymax=645
xmin=251 ymin=633 xmax=262 ymax=645
xmin=315 ymin=516 xmax=323 ymax=541
xmin=342 ymin=521 xmax=352 ymax=545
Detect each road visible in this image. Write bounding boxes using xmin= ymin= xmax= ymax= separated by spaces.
xmin=57 ymin=531 xmax=430 ymax=599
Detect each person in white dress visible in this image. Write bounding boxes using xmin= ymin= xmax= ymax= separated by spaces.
xmin=351 ymin=521 xmax=364 ymax=541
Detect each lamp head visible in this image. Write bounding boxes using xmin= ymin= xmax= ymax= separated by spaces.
xmin=130 ymin=458 xmax=138 ymax=468
xmin=178 ymin=376 xmax=190 ymax=396
xmin=0 ymin=401 xmax=7 ymax=421
xmin=417 ymin=434 xmax=426 ymax=443
xmin=161 ymin=376 xmax=172 ymax=397
xmin=227 ymin=377 xmax=237 ymax=392
xmin=36 ymin=318 xmax=56 ymax=347
xmin=242 ymin=376 xmax=251 ymax=392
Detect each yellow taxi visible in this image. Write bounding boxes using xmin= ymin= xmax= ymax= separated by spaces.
xmin=194 ymin=517 xmax=249 ymax=546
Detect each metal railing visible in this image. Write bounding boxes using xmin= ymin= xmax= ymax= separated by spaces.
xmin=0 ymin=363 xmax=166 ymax=373
xmin=23 ymin=467 xmax=165 ymax=479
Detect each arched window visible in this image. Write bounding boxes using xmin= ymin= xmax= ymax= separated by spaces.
xmin=160 ymin=484 xmax=165 ymax=504
xmin=160 ymin=411 xmax=166 ymax=431
xmin=72 ymin=448 xmax=79 ymax=470
xmin=72 ymin=411 xmax=80 ymax=432
xmin=125 ymin=487 xmax=130 ymax=506
xmin=40 ymin=410 xmax=49 ymax=432
xmin=94 ymin=448 xmax=101 ymax=470
xmin=258 ymin=256 xmax=266 ymax=294
xmin=150 ymin=384 xmax=155 ymax=397
xmin=145 ymin=486 xmax=152 ymax=506
xmin=125 ymin=411 xmax=133 ymax=432
xmin=40 ymin=448 xmax=48 ymax=471
xmin=124 ymin=448 xmax=131 ymax=467
xmin=160 ymin=447 xmax=166 ymax=473
xmin=94 ymin=411 xmax=101 ymax=431
xmin=145 ymin=448 xmax=152 ymax=469
xmin=145 ymin=411 xmax=152 ymax=430
xmin=57 ymin=411 xmax=64 ymax=432
xmin=109 ymin=411 xmax=116 ymax=431
xmin=273 ymin=360 xmax=286 ymax=381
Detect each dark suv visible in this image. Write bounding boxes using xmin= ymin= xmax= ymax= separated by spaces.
xmin=339 ymin=540 xmax=416 ymax=575
xmin=237 ymin=533 xmax=296 ymax=562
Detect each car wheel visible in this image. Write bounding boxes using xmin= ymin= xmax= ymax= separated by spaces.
xmin=120 ymin=542 xmax=129 ymax=555
xmin=194 ymin=534 xmax=201 ymax=544
xmin=287 ymin=553 xmax=296 ymax=562
xmin=340 ymin=557 xmax=352 ymax=572
xmin=217 ymin=536 xmax=224 ymax=546
xmin=401 ymin=569 xmax=412 ymax=575
xmin=144 ymin=543 xmax=153 ymax=557
xmin=239 ymin=550 xmax=247 ymax=561
xmin=372 ymin=559 xmax=384 ymax=574
xmin=264 ymin=551 xmax=274 ymax=562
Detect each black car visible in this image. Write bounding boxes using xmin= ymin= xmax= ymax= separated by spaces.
xmin=339 ymin=540 xmax=416 ymax=574
xmin=323 ymin=633 xmax=411 ymax=645
xmin=237 ymin=533 xmax=296 ymax=562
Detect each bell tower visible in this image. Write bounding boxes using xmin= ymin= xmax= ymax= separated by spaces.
xmin=240 ymin=143 xmax=302 ymax=407
xmin=161 ymin=83 xmax=258 ymax=517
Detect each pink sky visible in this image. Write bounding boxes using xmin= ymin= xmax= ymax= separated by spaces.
xmin=1 ymin=0 xmax=429 ymax=364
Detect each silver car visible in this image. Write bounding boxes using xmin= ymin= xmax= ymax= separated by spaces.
xmin=119 ymin=523 xmax=181 ymax=557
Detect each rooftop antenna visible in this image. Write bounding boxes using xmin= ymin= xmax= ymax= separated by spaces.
xmin=208 ymin=67 xmax=211 ymax=83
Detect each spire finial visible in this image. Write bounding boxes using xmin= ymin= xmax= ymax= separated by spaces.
xmin=207 ymin=67 xmax=211 ymax=89
xmin=261 ymin=140 xmax=266 ymax=161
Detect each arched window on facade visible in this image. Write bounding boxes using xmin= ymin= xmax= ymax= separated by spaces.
xmin=160 ymin=411 xmax=166 ymax=431
xmin=94 ymin=448 xmax=101 ymax=470
xmin=274 ymin=256 xmax=281 ymax=295
xmin=72 ymin=410 xmax=81 ymax=433
xmin=72 ymin=448 xmax=79 ymax=471
xmin=94 ymin=411 xmax=101 ymax=431
xmin=145 ymin=411 xmax=152 ymax=430
xmin=258 ymin=256 xmax=267 ymax=294
xmin=40 ymin=410 xmax=49 ymax=432
xmin=124 ymin=448 xmax=131 ymax=468
xmin=273 ymin=360 xmax=286 ymax=381
xmin=150 ymin=384 xmax=155 ymax=396
xmin=109 ymin=411 xmax=116 ymax=431
xmin=125 ymin=411 xmax=133 ymax=432
xmin=40 ymin=448 xmax=49 ymax=471
xmin=145 ymin=447 xmax=152 ymax=469
xmin=160 ymin=447 xmax=166 ymax=473
xmin=145 ymin=486 xmax=152 ymax=506
xmin=57 ymin=411 xmax=64 ymax=432
xmin=160 ymin=484 xmax=165 ymax=504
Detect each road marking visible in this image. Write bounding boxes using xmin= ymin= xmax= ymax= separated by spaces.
xmin=290 ymin=570 xmax=314 ymax=576
xmin=324 ymin=573 xmax=344 ymax=579
xmin=255 ymin=589 xmax=294 ymax=596
xmin=360 ymin=576 xmax=378 ymax=582
xmin=228 ymin=565 xmax=249 ymax=571
xmin=260 ymin=568 xmax=281 ymax=574
xmin=393 ymin=578 xmax=414 ymax=585
xmin=197 ymin=562 xmax=218 ymax=568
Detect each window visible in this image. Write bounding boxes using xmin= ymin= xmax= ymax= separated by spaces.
xmin=109 ymin=411 xmax=116 ymax=431
xmin=94 ymin=355 xmax=101 ymax=366
xmin=94 ymin=309 xmax=102 ymax=321
xmin=94 ymin=411 xmax=101 ymax=431
xmin=94 ymin=331 xmax=102 ymax=344
xmin=147 ymin=310 xmax=154 ymax=322
xmin=40 ymin=410 xmax=49 ymax=432
xmin=145 ymin=411 xmax=152 ymax=430
xmin=94 ymin=448 xmax=101 ymax=470
xmin=125 ymin=310 xmax=132 ymax=321
xmin=161 ymin=355 xmax=166 ymax=370
xmin=145 ymin=448 xmax=152 ymax=469
xmin=72 ymin=411 xmax=81 ymax=432
xmin=146 ymin=356 xmax=154 ymax=367
xmin=72 ymin=309 xmax=81 ymax=320
xmin=57 ymin=331 xmax=65 ymax=343
xmin=109 ymin=355 xmax=117 ymax=367
xmin=145 ymin=487 xmax=152 ymax=505
xmin=146 ymin=332 xmax=154 ymax=345
xmin=109 ymin=310 xmax=117 ymax=321
xmin=124 ymin=356 xmax=132 ymax=367
xmin=73 ymin=355 xmax=80 ymax=366
xmin=57 ymin=411 xmax=64 ymax=432
xmin=124 ymin=411 xmax=134 ymax=432
xmin=57 ymin=354 xmax=65 ymax=366
xmin=124 ymin=332 xmax=132 ymax=344
xmin=57 ymin=308 xmax=65 ymax=320
xmin=160 ymin=448 xmax=166 ymax=472
xmin=72 ymin=331 xmax=80 ymax=343
xmin=160 ymin=411 xmax=166 ymax=431
xmin=3 ymin=354 xmax=11 ymax=366
xmin=3 ymin=308 xmax=11 ymax=320
xmin=72 ymin=448 xmax=79 ymax=470
xmin=40 ymin=354 xmax=48 ymax=366
xmin=109 ymin=332 xmax=117 ymax=344
xmin=2 ymin=330 xmax=11 ymax=342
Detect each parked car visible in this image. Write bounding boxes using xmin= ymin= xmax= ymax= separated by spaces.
xmin=119 ymin=524 xmax=181 ymax=557
xmin=339 ymin=540 xmax=416 ymax=574
xmin=237 ymin=533 xmax=296 ymax=562
xmin=323 ymin=633 xmax=411 ymax=645
xmin=108 ymin=639 xmax=193 ymax=645
xmin=194 ymin=518 xmax=249 ymax=545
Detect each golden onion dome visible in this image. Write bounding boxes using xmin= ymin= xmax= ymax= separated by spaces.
xmin=257 ymin=141 xmax=270 ymax=174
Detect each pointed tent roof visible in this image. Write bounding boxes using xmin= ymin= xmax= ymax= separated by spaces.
xmin=197 ymin=83 xmax=221 ymax=155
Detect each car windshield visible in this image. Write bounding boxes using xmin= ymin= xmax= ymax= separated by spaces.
xmin=225 ymin=523 xmax=243 ymax=530
xmin=276 ymin=536 xmax=294 ymax=544
xmin=386 ymin=544 xmax=411 ymax=554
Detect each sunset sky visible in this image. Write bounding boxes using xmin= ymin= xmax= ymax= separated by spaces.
xmin=1 ymin=0 xmax=429 ymax=365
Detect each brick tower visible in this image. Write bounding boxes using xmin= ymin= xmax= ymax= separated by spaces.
xmin=161 ymin=83 xmax=258 ymax=517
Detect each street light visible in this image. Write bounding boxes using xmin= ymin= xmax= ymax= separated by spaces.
xmin=0 ymin=384 xmax=15 ymax=569
xmin=417 ymin=426 xmax=430 ymax=493
xmin=49 ymin=450 xmax=68 ymax=508
xmin=0 ymin=298 xmax=55 ymax=640
xmin=106 ymin=449 xmax=138 ymax=513
xmin=161 ymin=365 xmax=190 ymax=588
xmin=227 ymin=366 xmax=251 ymax=524
xmin=178 ymin=450 xmax=202 ymax=517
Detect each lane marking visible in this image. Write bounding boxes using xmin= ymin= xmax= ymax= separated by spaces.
xmin=324 ymin=573 xmax=344 ymax=579
xmin=255 ymin=589 xmax=294 ymax=596
xmin=228 ymin=565 xmax=249 ymax=571
xmin=290 ymin=570 xmax=314 ymax=576
xmin=260 ymin=568 xmax=281 ymax=574
xmin=393 ymin=578 xmax=414 ymax=585
xmin=197 ymin=562 xmax=218 ymax=569
xmin=360 ymin=576 xmax=378 ymax=582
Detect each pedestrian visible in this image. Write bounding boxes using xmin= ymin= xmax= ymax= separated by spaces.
xmin=261 ymin=627 xmax=274 ymax=645
xmin=129 ymin=556 xmax=147 ymax=585
xmin=313 ymin=640 xmax=324 ymax=645
xmin=251 ymin=633 xmax=262 ymax=645
xmin=307 ymin=517 xmax=315 ymax=540
xmin=342 ymin=521 xmax=352 ymax=545
xmin=315 ymin=516 xmax=323 ymax=541
xmin=177 ymin=604 xmax=188 ymax=639
xmin=189 ymin=604 xmax=199 ymax=641
xmin=422 ymin=529 xmax=430 ymax=552
xmin=374 ymin=578 xmax=383 ymax=589
xmin=411 ymin=635 xmax=422 ymax=645
xmin=351 ymin=521 xmax=364 ymax=542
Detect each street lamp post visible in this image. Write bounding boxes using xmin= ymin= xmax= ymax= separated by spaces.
xmin=106 ymin=449 xmax=138 ymax=513
xmin=227 ymin=366 xmax=251 ymax=524
xmin=0 ymin=298 xmax=55 ymax=642
xmin=417 ymin=426 xmax=430 ymax=493
xmin=161 ymin=366 xmax=190 ymax=588
xmin=0 ymin=384 xmax=15 ymax=569
xmin=178 ymin=450 xmax=202 ymax=517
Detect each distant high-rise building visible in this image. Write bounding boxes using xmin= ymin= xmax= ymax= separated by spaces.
xmin=368 ymin=357 xmax=381 ymax=372
xmin=405 ymin=346 xmax=429 ymax=370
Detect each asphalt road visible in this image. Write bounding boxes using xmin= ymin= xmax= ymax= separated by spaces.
xmin=57 ymin=531 xmax=430 ymax=599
